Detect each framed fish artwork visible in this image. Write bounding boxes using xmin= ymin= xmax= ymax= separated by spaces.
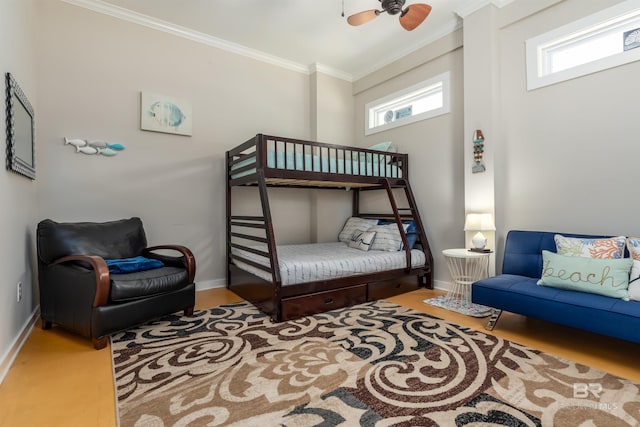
xmin=140 ymin=92 xmax=192 ymax=136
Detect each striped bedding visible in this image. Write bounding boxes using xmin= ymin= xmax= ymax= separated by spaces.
xmin=232 ymin=242 xmax=426 ymax=286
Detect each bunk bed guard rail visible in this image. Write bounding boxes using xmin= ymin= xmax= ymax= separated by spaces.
xmin=227 ymin=134 xmax=408 ymax=188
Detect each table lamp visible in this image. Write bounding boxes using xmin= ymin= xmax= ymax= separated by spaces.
xmin=464 ymin=213 xmax=495 ymax=251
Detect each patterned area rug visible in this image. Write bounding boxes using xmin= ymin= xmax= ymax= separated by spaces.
xmin=423 ymin=295 xmax=493 ymax=318
xmin=111 ymin=301 xmax=640 ymax=426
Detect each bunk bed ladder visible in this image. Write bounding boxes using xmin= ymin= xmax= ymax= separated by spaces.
xmin=256 ymin=169 xmax=282 ymax=319
xmin=380 ymin=178 xmax=434 ymax=289
xmin=380 ymin=179 xmax=412 ymax=271
xmin=399 ymin=179 xmax=434 ymax=289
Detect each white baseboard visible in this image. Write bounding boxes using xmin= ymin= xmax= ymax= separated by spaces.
xmin=433 ymin=279 xmax=452 ymax=292
xmin=195 ymin=279 xmax=226 ymax=291
xmin=0 ymin=306 xmax=40 ymax=386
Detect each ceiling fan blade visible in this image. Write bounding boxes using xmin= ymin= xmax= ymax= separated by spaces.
xmin=399 ymin=3 xmax=432 ymax=31
xmin=347 ymin=9 xmax=380 ymax=26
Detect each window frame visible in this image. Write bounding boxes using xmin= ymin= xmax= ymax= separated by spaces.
xmin=364 ymin=71 xmax=450 ymax=136
xmin=526 ymin=0 xmax=640 ymax=91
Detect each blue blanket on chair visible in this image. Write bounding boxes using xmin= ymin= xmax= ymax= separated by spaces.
xmin=105 ymin=256 xmax=164 ymax=274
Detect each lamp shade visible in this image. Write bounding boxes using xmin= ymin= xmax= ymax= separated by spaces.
xmin=464 ymin=213 xmax=495 ymax=231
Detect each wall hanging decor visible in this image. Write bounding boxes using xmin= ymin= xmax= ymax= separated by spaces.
xmin=64 ymin=138 xmax=125 ymax=156
xmin=6 ymin=72 xmax=35 ymax=180
xmin=472 ymin=129 xmax=486 ymax=174
xmin=140 ymin=92 xmax=192 ymax=136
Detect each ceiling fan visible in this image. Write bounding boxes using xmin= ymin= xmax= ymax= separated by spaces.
xmin=347 ymin=0 xmax=432 ymax=31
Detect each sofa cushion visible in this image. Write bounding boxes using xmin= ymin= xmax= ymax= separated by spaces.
xmin=110 ymin=266 xmax=188 ymax=302
xmin=537 ymin=250 xmax=632 ymax=300
xmin=554 ymin=234 xmax=626 ymax=259
xmin=474 ymin=275 xmax=640 ymax=316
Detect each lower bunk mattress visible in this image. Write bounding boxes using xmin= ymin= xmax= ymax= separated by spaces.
xmin=232 ymin=242 xmax=426 ymax=286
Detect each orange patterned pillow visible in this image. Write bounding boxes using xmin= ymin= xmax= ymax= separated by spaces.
xmin=554 ymin=234 xmax=625 ymax=259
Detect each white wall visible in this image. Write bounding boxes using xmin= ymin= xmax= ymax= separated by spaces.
xmin=35 ymin=1 xmax=313 ymax=286
xmin=0 ymin=0 xmax=39 ymax=378
xmin=495 ymin=0 xmax=640 ymax=257
xmin=310 ymin=71 xmax=355 ymax=242
xmin=353 ymin=31 xmax=466 ymax=287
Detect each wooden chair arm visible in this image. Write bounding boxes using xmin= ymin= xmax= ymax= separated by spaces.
xmin=49 ymin=255 xmax=111 ymax=307
xmin=145 ymin=245 xmax=196 ymax=283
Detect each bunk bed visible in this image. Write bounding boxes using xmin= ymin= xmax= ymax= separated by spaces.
xmin=226 ymin=134 xmax=434 ymax=322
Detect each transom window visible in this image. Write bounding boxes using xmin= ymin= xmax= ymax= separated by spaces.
xmin=526 ymin=0 xmax=640 ymax=90
xmin=365 ymin=72 xmax=450 ymax=135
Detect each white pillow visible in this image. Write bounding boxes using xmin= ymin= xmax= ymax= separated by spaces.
xmin=369 ymin=223 xmax=409 ymax=252
xmin=629 ymin=260 xmax=640 ymax=301
xmin=338 ymin=217 xmax=378 ymax=243
xmin=368 ymin=141 xmax=393 ymax=151
xmin=367 ymin=142 xmax=398 ymax=164
xmin=348 ymin=229 xmax=376 ymax=251
xmin=627 ymin=238 xmax=640 ymax=301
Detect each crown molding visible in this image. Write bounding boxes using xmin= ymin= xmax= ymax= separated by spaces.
xmin=455 ymin=0 xmax=516 ymax=19
xmin=60 ymin=0 xmax=480 ymax=83
xmin=309 ymin=63 xmax=353 ymax=82
xmin=352 ymin=18 xmax=463 ymax=81
xmin=60 ymin=0 xmax=311 ymax=76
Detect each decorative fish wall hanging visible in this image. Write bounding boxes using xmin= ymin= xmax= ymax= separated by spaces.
xmin=472 ymin=130 xmax=486 ymax=174
xmin=64 ymin=137 xmax=125 ymax=156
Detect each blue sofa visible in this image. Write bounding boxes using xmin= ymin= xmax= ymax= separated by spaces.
xmin=472 ymin=230 xmax=640 ymax=344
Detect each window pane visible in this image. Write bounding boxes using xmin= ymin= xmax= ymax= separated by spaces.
xmin=365 ymin=72 xmax=449 ymax=135
xmin=526 ymin=0 xmax=640 ymax=90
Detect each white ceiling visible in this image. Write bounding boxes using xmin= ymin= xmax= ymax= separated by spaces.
xmin=71 ymin=0 xmax=497 ymax=80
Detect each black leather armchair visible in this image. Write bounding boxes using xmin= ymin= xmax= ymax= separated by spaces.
xmin=36 ymin=217 xmax=196 ymax=349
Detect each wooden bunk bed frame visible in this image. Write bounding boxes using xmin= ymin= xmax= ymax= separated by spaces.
xmin=226 ymin=134 xmax=434 ymax=322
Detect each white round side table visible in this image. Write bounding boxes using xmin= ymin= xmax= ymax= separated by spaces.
xmin=430 ymin=248 xmax=492 ymax=317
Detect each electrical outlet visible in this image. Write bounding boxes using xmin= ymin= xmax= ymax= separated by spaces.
xmin=17 ymin=281 xmax=22 ymax=302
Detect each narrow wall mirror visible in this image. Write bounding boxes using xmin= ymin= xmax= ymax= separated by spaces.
xmin=6 ymin=72 xmax=35 ymax=180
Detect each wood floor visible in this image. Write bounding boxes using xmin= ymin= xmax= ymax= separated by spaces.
xmin=1 ymin=287 xmax=639 ymax=426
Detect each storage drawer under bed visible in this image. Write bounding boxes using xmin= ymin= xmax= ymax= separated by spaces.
xmin=367 ymin=277 xmax=422 ymax=300
xmin=280 ymin=285 xmax=367 ymax=321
